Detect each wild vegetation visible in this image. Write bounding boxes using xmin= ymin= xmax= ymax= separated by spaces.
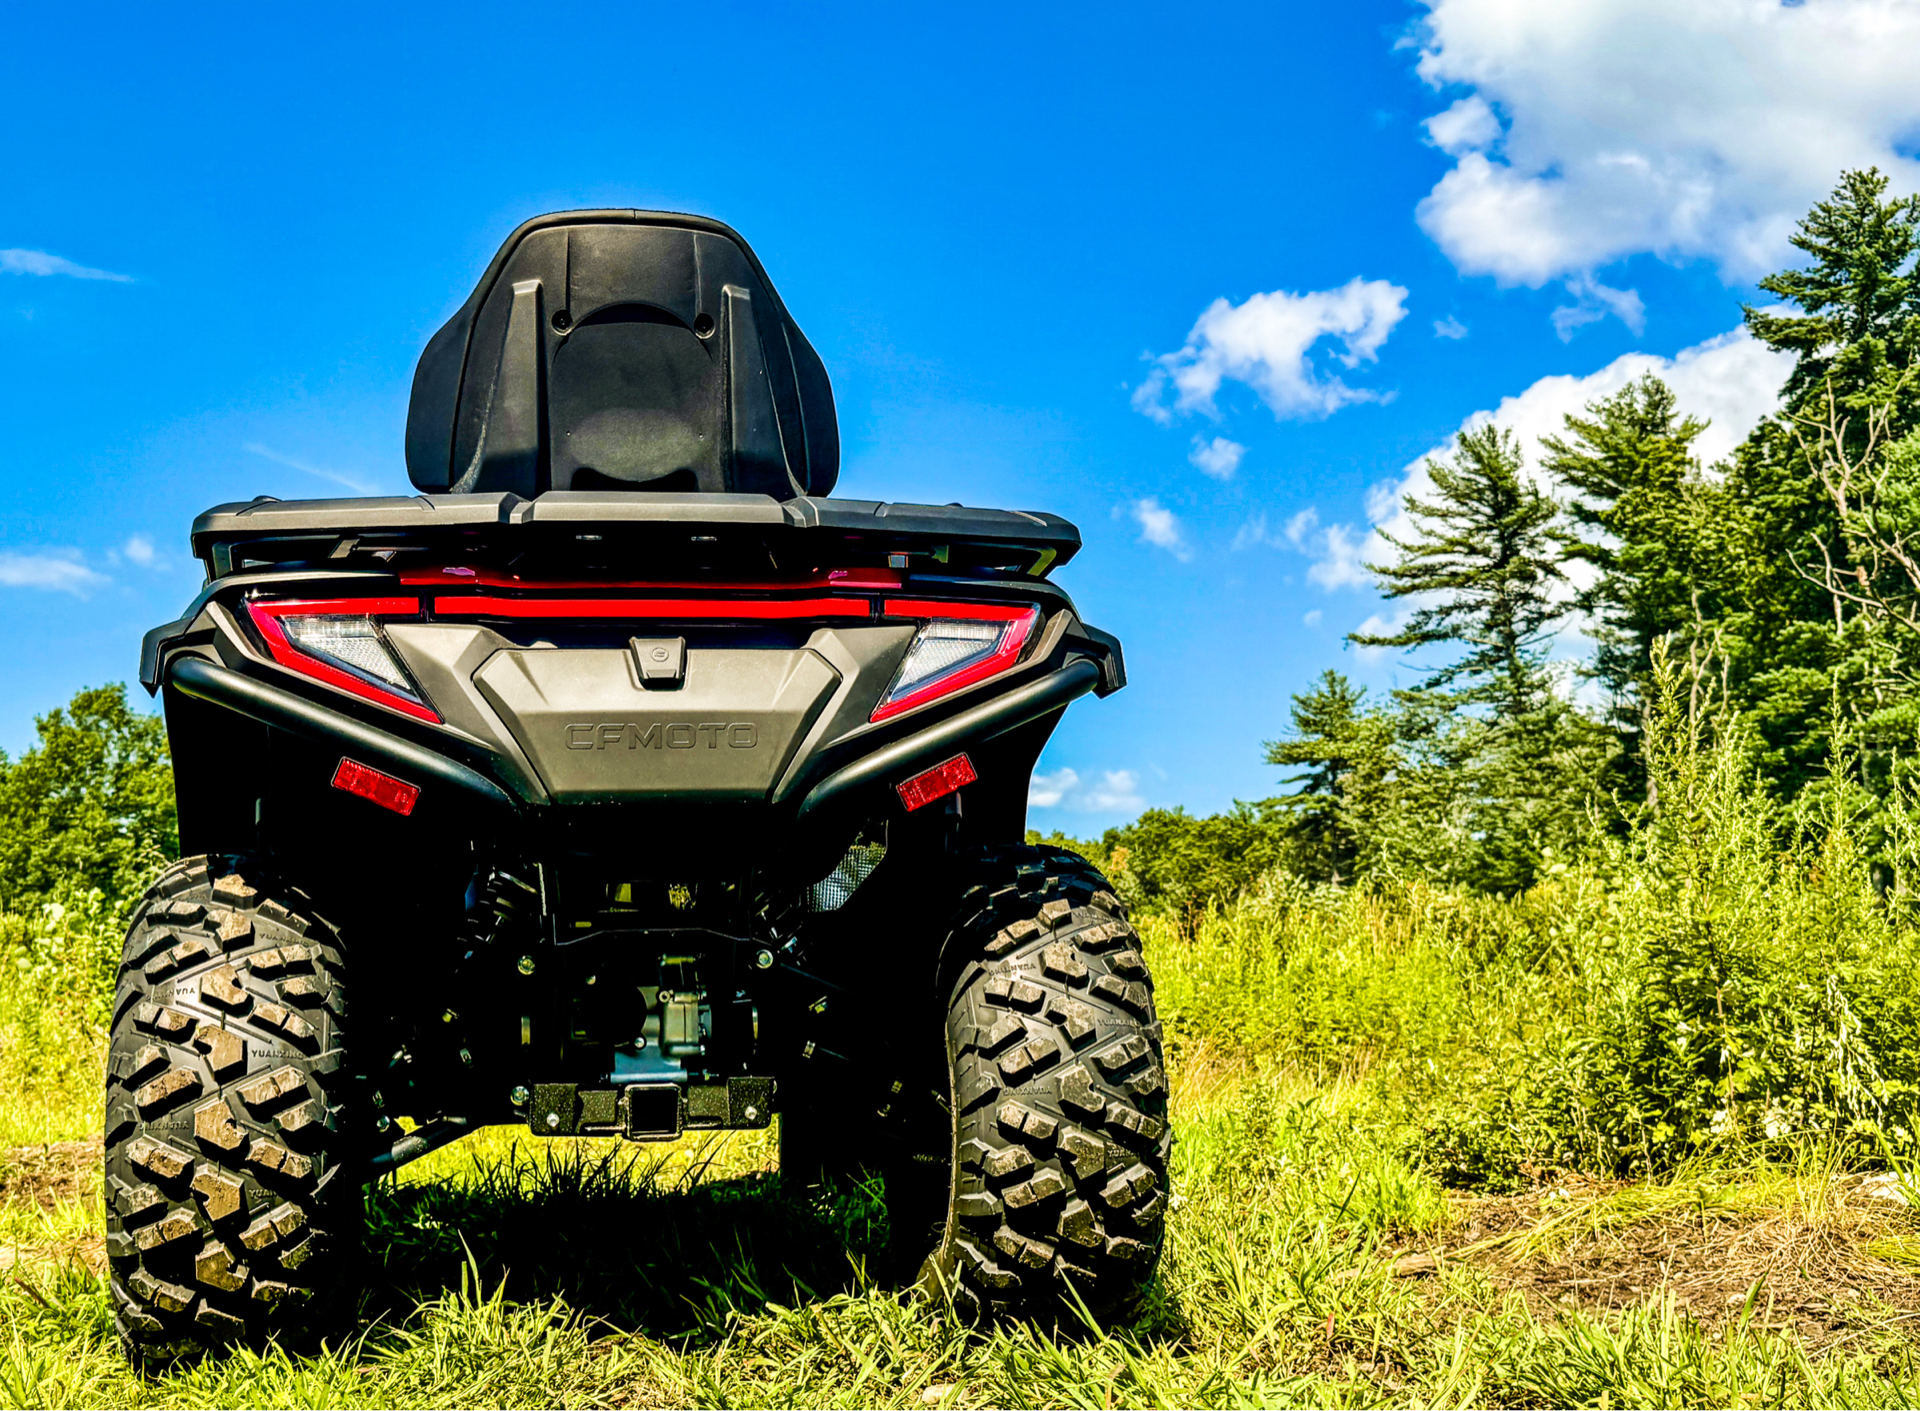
xmin=10 ymin=170 xmax=1920 ymax=1404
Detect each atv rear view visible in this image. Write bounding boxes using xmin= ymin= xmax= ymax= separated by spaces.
xmin=114 ymin=211 xmax=1164 ymax=1358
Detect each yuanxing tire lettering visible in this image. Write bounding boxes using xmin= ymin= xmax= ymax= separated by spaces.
xmin=916 ymin=844 xmax=1170 ymax=1321
xmin=105 ymin=856 xmax=357 ymax=1360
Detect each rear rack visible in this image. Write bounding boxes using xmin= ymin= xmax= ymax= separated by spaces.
xmin=191 ymin=492 xmax=1081 ymax=580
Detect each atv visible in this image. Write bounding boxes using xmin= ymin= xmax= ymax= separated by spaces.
xmin=112 ymin=210 xmax=1164 ymax=1359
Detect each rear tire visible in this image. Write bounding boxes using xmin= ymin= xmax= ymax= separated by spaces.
xmin=910 ymin=845 xmax=1169 ymax=1322
xmin=105 ymin=856 xmax=357 ymax=1361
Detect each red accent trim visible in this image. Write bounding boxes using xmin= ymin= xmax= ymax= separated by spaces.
xmin=249 ymin=596 xmax=424 ymax=619
xmin=245 ymin=599 xmax=441 ymax=724
xmin=332 ymin=758 xmax=421 ymax=816
xmin=896 ymin=753 xmax=978 ymax=812
xmin=400 ymin=565 xmax=905 ymax=592
xmin=431 ymin=594 xmax=872 ymax=621
xmin=881 ymin=599 xmax=1034 ymax=622
xmin=869 ymin=606 xmax=1039 ymax=722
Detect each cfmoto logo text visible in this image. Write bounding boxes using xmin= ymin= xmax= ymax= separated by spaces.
xmin=565 ymin=722 xmax=759 ymax=751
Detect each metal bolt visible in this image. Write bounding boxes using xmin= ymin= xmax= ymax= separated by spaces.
xmin=754 ymin=949 xmax=774 ymax=970
xmin=585 ymin=974 xmax=597 ymax=986
xmin=459 ymin=1048 xmax=473 ymax=1068
xmin=545 ymin=1112 xmax=561 ymax=1130
xmin=510 ymin=1085 xmax=530 ymax=1106
xmin=375 ymin=1115 xmax=392 ymax=1133
xmin=743 ymin=1105 xmax=759 ymax=1122
xmin=517 ymin=955 xmax=536 ymax=975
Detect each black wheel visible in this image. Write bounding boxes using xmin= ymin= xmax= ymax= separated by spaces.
xmin=907 ymin=844 xmax=1170 ymax=1322
xmin=105 ymin=856 xmax=357 ymax=1361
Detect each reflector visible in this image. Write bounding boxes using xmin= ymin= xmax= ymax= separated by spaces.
xmin=895 ymin=753 xmax=978 ymax=812
xmin=332 ymin=758 xmax=421 ymax=816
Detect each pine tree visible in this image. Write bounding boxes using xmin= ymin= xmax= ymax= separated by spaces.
xmin=1263 ymin=670 xmax=1384 ymax=882
xmin=1746 ymin=167 xmax=1920 ymax=419
xmin=1351 ymin=424 xmax=1565 ymax=719
xmin=1725 ymin=168 xmax=1920 ymax=792
xmin=1542 ymin=375 xmax=1741 ymax=760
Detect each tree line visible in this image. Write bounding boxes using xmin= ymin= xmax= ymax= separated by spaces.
xmin=1065 ymin=168 xmax=1920 ymax=911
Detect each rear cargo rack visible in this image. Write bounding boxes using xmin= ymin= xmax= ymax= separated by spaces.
xmin=191 ymin=492 xmax=1080 ymax=580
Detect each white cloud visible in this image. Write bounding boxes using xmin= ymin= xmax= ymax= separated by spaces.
xmin=1303 ymin=609 xmax=1324 ymax=627
xmin=1188 ymin=435 xmax=1245 ymax=480
xmin=1131 ymin=497 xmax=1191 ymax=560
xmin=1350 ymin=609 xmax=1413 ymax=663
xmin=1232 ymin=513 xmax=1275 ymax=552
xmin=1413 ymin=0 xmax=1920 ymax=288
xmin=0 ymin=249 xmax=132 ymax=282
xmin=245 ymin=442 xmax=382 ymax=494
xmin=1028 ymin=767 xmax=1147 ymax=814
xmin=0 ymin=551 xmax=109 ymax=595
xmin=1306 ymin=523 xmax=1372 ymax=590
xmin=1433 ymin=315 xmax=1469 ymax=340
xmin=123 ymin=534 xmax=157 ymax=567
xmin=1551 ymin=275 xmax=1646 ymax=341
xmin=1284 ymin=507 xmax=1319 ymax=548
xmin=1354 ymin=325 xmax=1789 ymax=634
xmin=1134 ymin=277 xmax=1410 ymax=422
xmin=1424 ymin=94 xmax=1502 ymax=156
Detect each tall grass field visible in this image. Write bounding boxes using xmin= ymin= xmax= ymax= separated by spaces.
xmin=10 ymin=709 xmax=1920 ymax=1406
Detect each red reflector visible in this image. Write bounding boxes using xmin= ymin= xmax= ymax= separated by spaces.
xmin=332 ymin=758 xmax=420 ymax=816
xmin=895 ymin=753 xmax=978 ymax=812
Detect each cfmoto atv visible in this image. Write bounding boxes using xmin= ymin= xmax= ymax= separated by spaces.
xmin=111 ymin=211 xmax=1165 ymax=1358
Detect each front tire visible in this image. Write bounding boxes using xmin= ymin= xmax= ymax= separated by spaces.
xmin=912 ymin=845 xmax=1170 ymax=1322
xmin=105 ymin=857 xmax=357 ymax=1360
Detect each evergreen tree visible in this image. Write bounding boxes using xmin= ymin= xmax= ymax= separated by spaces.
xmin=1263 ymin=670 xmax=1386 ymax=882
xmin=1725 ymin=168 xmax=1920 ymax=792
xmin=1352 ymin=424 xmax=1565 ymax=719
xmin=1542 ymin=375 xmax=1744 ymax=782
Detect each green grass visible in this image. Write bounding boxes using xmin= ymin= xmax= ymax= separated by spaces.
xmin=13 ymin=703 xmax=1920 ymax=1405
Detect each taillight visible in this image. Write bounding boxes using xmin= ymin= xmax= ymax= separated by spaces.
xmin=872 ymin=601 xmax=1039 ymax=722
xmin=247 ymin=598 xmax=440 ymax=723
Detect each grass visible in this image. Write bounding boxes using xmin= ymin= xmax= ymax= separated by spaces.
xmin=8 ymin=982 xmax=1920 ymax=1406
xmin=12 ymin=699 xmax=1920 ymax=1404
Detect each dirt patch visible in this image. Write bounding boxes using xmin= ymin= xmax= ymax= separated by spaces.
xmin=1416 ymin=1174 xmax=1920 ymax=1352
xmin=0 ymin=1138 xmax=102 ymax=1213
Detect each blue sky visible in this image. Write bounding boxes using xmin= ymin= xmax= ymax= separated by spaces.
xmin=5 ymin=1 xmax=1919 ymax=824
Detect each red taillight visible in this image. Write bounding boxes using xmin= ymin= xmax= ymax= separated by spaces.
xmin=247 ymin=598 xmax=440 ymax=723
xmin=871 ymin=602 xmax=1038 ymax=722
xmin=331 ymin=758 xmax=420 ymax=816
xmin=896 ymin=753 xmax=978 ymax=811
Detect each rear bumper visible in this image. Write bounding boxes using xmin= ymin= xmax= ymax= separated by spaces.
xmin=163 ymin=649 xmax=1099 ymax=840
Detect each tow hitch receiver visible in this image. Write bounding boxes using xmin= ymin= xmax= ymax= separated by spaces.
xmin=526 ymin=1077 xmax=774 ymax=1140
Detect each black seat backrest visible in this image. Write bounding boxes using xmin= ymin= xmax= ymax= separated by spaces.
xmin=405 ymin=211 xmax=838 ymax=498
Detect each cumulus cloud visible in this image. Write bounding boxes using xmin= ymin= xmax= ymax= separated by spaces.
xmin=1028 ymin=767 xmax=1147 ymax=814
xmin=0 ymin=551 xmax=109 ymax=595
xmin=1232 ymin=503 xmax=1376 ymax=590
xmin=1188 ymin=435 xmax=1246 ymax=479
xmin=1349 ymin=325 xmax=1790 ymax=621
xmin=1433 ymin=315 xmax=1469 ymax=340
xmin=123 ymin=534 xmax=157 ymax=566
xmin=1131 ymin=497 xmax=1192 ymax=560
xmin=1306 ymin=523 xmax=1372 ymax=590
xmin=0 ymin=249 xmax=133 ymax=282
xmin=1413 ymin=0 xmax=1920 ymax=289
xmin=1133 ymin=277 xmax=1410 ymax=423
